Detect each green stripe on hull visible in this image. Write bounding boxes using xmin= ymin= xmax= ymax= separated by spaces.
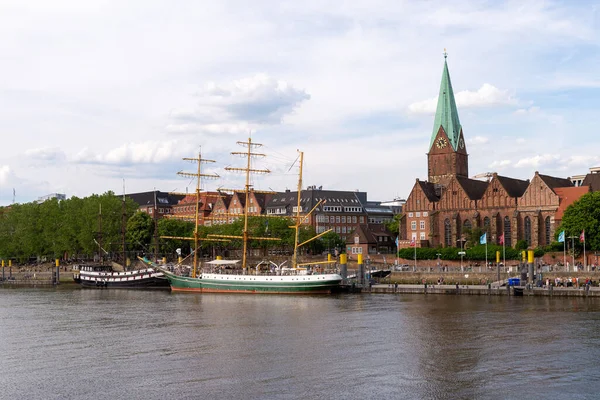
xmin=165 ymin=273 xmax=341 ymax=294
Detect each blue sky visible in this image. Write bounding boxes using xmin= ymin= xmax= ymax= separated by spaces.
xmin=1 ymin=0 xmax=600 ymax=205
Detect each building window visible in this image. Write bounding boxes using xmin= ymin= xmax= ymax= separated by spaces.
xmin=423 ymin=212 xmax=428 ymax=217
xmin=336 ymin=226 xmax=341 ymax=233
xmin=545 ymin=216 xmax=551 ymax=246
xmin=342 ymin=216 xmax=346 ymax=223
xmin=419 ymin=221 xmax=425 ymax=230
xmin=352 ymin=216 xmax=357 ymax=223
xmin=463 ymin=219 xmax=472 ymax=232
xmin=504 ymin=216 xmax=512 ymax=247
xmin=325 ymin=216 xmax=330 ymax=223
xmin=416 ymin=212 xmax=421 ymax=217
xmin=359 ymin=216 xmax=365 ymax=223
xmin=411 ymin=221 xmax=417 ymax=230
xmin=524 ymin=216 xmax=531 ymax=247
xmin=444 ymin=219 xmax=451 ymax=247
xmin=336 ymin=216 xmax=341 ymax=223
xmin=420 ymin=232 xmax=426 ymax=240
xmin=408 ymin=212 xmax=413 ymax=217
xmin=483 ymin=216 xmax=490 ymax=234
xmin=342 ymin=226 xmax=346 ymax=233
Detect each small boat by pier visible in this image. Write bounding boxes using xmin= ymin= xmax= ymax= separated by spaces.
xmin=73 ymin=264 xmax=170 ymax=289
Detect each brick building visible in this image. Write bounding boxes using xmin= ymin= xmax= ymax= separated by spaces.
xmin=401 ymin=55 xmax=583 ymax=249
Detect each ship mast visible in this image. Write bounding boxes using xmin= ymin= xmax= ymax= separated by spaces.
xmin=165 ymin=152 xmax=221 ymax=278
xmin=208 ymin=137 xmax=280 ymax=273
xmin=291 ymin=151 xmax=303 ymax=270
xmin=290 ymin=150 xmax=333 ymax=269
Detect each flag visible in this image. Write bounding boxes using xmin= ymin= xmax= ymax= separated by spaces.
xmin=409 ymin=238 xmax=416 ymax=247
xmin=580 ymin=230 xmax=585 ymax=243
xmin=480 ymin=233 xmax=487 ymax=245
xmin=395 ymin=237 xmax=399 ymax=247
xmin=558 ymin=231 xmax=565 ymax=243
xmin=499 ymin=233 xmax=504 ymax=245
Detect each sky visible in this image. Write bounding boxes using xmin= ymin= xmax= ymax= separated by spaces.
xmin=2 ymin=0 xmax=600 ymax=205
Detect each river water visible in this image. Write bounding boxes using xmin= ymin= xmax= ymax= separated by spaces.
xmin=1 ymin=287 xmax=600 ymax=400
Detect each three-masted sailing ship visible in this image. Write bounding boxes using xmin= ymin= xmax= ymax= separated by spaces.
xmin=151 ymin=138 xmax=342 ymax=294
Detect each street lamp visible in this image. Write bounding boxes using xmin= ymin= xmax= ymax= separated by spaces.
xmin=458 ymin=237 xmax=466 ymax=272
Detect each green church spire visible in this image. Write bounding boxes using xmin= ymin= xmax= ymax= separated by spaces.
xmin=429 ymin=52 xmax=462 ymax=151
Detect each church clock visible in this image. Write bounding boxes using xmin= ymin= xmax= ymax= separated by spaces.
xmin=436 ymin=137 xmax=448 ymax=149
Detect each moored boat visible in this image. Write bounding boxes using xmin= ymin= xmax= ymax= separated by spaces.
xmin=157 ymin=259 xmax=341 ymax=294
xmin=157 ymin=140 xmax=343 ymax=294
xmin=73 ymin=264 xmax=170 ymax=289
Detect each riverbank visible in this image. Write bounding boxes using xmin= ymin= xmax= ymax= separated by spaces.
xmin=370 ymin=283 xmax=600 ymax=297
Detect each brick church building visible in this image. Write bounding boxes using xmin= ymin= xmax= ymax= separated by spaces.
xmin=400 ymin=55 xmax=585 ymax=249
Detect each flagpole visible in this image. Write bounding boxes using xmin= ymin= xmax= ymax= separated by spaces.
xmin=563 ymin=238 xmax=566 ymax=271
xmin=583 ymin=230 xmax=587 ymax=272
xmin=485 ymin=241 xmax=488 ymax=273
xmin=502 ymin=238 xmax=505 ymax=274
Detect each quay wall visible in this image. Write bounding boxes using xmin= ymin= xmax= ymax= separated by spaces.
xmin=370 ymin=284 xmax=600 ymax=297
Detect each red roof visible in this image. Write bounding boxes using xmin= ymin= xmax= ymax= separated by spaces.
xmin=554 ymin=186 xmax=590 ymax=220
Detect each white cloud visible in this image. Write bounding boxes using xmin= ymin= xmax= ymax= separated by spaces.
xmin=489 ymin=160 xmax=512 ymax=169
xmin=514 ymin=106 xmax=540 ymax=115
xmin=73 ymin=140 xmax=189 ymax=165
xmin=516 ymin=138 xmax=526 ymax=144
xmin=24 ymin=147 xmax=66 ymax=162
xmin=515 ymin=154 xmax=561 ymax=168
xmin=167 ymin=74 xmax=310 ymax=135
xmin=0 ymin=165 xmax=11 ymax=185
xmin=468 ymin=136 xmax=488 ymax=145
xmin=408 ymin=84 xmax=518 ymax=114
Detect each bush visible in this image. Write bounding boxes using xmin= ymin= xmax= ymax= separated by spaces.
xmin=398 ymin=244 xmax=546 ymax=261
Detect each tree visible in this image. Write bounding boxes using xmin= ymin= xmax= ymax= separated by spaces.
xmin=385 ymin=214 xmax=403 ymax=236
xmin=559 ymin=192 xmax=600 ymax=251
xmin=317 ymin=230 xmax=346 ymax=254
xmin=126 ymin=212 xmax=154 ymax=253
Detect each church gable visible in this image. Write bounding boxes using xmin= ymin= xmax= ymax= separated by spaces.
xmin=438 ymin=176 xmax=474 ymax=210
xmin=520 ymin=173 xmax=560 ymax=208
xmin=480 ymin=174 xmax=523 ymax=208
xmin=405 ymin=180 xmax=436 ymax=212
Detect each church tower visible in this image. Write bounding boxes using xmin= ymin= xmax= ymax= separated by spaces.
xmin=427 ymin=53 xmax=468 ymax=186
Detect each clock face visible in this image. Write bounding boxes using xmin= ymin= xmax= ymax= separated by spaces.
xmin=458 ymin=138 xmax=465 ymax=149
xmin=436 ymin=137 xmax=448 ymax=149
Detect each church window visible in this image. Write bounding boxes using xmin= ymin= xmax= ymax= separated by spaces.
xmin=503 ymin=216 xmax=512 ymax=247
xmin=545 ymin=216 xmax=551 ymax=246
xmin=463 ymin=219 xmax=472 ymax=232
xmin=444 ymin=219 xmax=452 ymax=247
xmin=524 ymin=217 xmax=531 ymax=247
xmin=483 ymin=217 xmax=490 ymax=234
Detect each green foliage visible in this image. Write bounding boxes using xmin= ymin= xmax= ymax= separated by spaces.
xmin=398 ymin=244 xmax=545 ymax=262
xmin=315 ymin=230 xmax=346 ymax=254
xmin=0 ymin=192 xmax=138 ymax=261
xmin=515 ymin=240 xmax=528 ymax=251
xmin=462 ymin=225 xmax=484 ymax=248
xmin=126 ymin=211 xmax=154 ymax=253
xmin=559 ymin=192 xmax=600 ymax=251
xmin=385 ymin=214 xmax=402 ymax=235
